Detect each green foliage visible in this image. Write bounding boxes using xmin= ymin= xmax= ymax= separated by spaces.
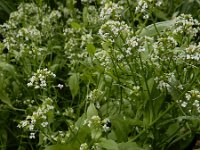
xmin=0 ymin=0 xmax=200 ymax=150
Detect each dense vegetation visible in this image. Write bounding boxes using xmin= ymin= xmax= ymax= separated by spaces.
xmin=0 ymin=0 xmax=200 ymax=149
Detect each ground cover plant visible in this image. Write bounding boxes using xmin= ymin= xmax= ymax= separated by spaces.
xmin=0 ymin=0 xmax=200 ymax=149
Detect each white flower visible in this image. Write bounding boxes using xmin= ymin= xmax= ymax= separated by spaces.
xmin=29 ymin=132 xmax=35 ymax=139
xmin=185 ymin=93 xmax=191 ymax=100
xmin=29 ymin=124 xmax=34 ymax=131
xmin=80 ymin=143 xmax=89 ymax=150
xmin=102 ymin=118 xmax=111 ymax=132
xmin=193 ymin=100 xmax=199 ymax=107
xmin=27 ymin=68 xmax=56 ymax=89
xmin=41 ymin=122 xmax=48 ymax=127
xmin=58 ymin=84 xmax=64 ymax=89
xmin=181 ymin=101 xmax=187 ymax=107
xmin=27 ymin=82 xmax=33 ymax=87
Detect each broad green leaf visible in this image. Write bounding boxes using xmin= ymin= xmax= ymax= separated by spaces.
xmin=138 ymin=20 xmax=175 ymax=37
xmin=47 ymin=111 xmax=54 ymax=124
xmin=44 ymin=144 xmax=74 ymax=150
xmin=91 ymin=128 xmax=102 ymax=140
xmin=75 ymin=125 xmax=90 ymax=142
xmin=165 ymin=122 xmax=179 ymax=137
xmin=75 ymin=113 xmax=87 ymax=128
xmin=118 ymin=142 xmax=143 ymax=150
xmin=71 ymin=22 xmax=81 ymax=30
xmin=153 ymin=9 xmax=168 ymax=20
xmin=87 ymin=103 xmax=98 ymax=119
xmin=0 ymin=62 xmax=15 ymax=74
xmin=38 ymin=132 xmax=44 ymax=146
xmin=100 ymin=138 xmax=119 ymax=150
xmin=87 ymin=43 xmax=96 ymax=56
xmin=102 ymin=41 xmax=112 ymax=50
xmin=49 ymin=64 xmax=60 ymax=72
xmin=0 ymin=90 xmax=12 ymax=107
xmin=100 ymin=102 xmax=118 ymax=116
xmin=112 ymin=117 xmax=130 ymax=142
xmin=108 ymin=130 xmax=117 ymax=141
xmin=12 ymin=81 xmax=20 ymax=96
xmin=68 ymin=73 xmax=79 ymax=99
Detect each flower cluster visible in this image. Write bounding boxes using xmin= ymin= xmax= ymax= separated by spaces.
xmin=135 ymin=0 xmax=162 ymax=19
xmin=17 ymin=97 xmax=54 ymax=139
xmin=84 ymin=116 xmax=111 ymax=133
xmin=149 ymin=14 xmax=200 ymax=72
xmin=172 ymin=14 xmax=200 ymax=39
xmin=84 ymin=6 xmax=99 ymax=25
xmin=155 ymin=72 xmax=183 ymax=93
xmin=178 ymin=43 xmax=200 ymax=67
xmin=0 ymin=3 xmax=63 ymax=61
xmin=87 ymin=89 xmax=104 ymax=108
xmin=99 ymin=1 xmax=124 ymax=21
xmin=98 ymin=20 xmax=130 ymax=42
xmin=94 ymin=49 xmax=111 ymax=71
xmin=80 ymin=143 xmax=89 ymax=150
xmin=179 ymin=90 xmax=200 ymax=114
xmin=125 ymin=35 xmax=153 ymax=56
xmin=63 ymin=107 xmax=75 ymax=118
xmin=63 ymin=25 xmax=93 ymax=61
xmin=27 ymin=68 xmax=56 ymax=89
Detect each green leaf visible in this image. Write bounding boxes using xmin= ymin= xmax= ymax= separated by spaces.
xmin=83 ymin=7 xmax=88 ymax=25
xmin=44 ymin=144 xmax=74 ymax=150
xmin=0 ymin=90 xmax=12 ymax=107
xmin=165 ymin=122 xmax=179 ymax=137
xmin=75 ymin=125 xmax=90 ymax=142
xmin=138 ymin=20 xmax=175 ymax=37
xmin=141 ymin=77 xmax=154 ymax=99
xmin=0 ymin=62 xmax=16 ymax=75
xmin=0 ymin=42 xmax=4 ymax=50
xmin=49 ymin=64 xmax=60 ymax=72
xmin=147 ymin=78 xmax=154 ymax=94
xmin=91 ymin=128 xmax=102 ymax=140
xmin=87 ymin=43 xmax=96 ymax=56
xmin=0 ymin=0 xmax=15 ymax=14
xmin=38 ymin=132 xmax=44 ymax=146
xmin=70 ymin=22 xmax=81 ymax=30
xmin=153 ymin=9 xmax=168 ymax=20
xmin=111 ymin=117 xmax=130 ymax=142
xmin=118 ymin=142 xmax=143 ymax=150
xmin=87 ymin=103 xmax=98 ymax=119
xmin=100 ymin=138 xmax=119 ymax=150
xmin=102 ymin=41 xmax=112 ymax=50
xmin=0 ymin=128 xmax=7 ymax=150
xmin=47 ymin=111 xmax=54 ymax=124
xmin=75 ymin=113 xmax=87 ymax=128
xmin=68 ymin=73 xmax=79 ymax=99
